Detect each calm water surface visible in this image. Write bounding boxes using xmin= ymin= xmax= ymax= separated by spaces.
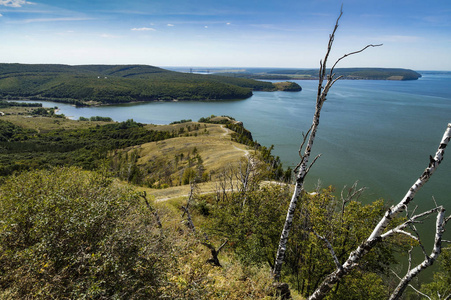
xmin=40 ymin=72 xmax=451 ymax=207
xmin=24 ymin=72 xmax=451 ymax=276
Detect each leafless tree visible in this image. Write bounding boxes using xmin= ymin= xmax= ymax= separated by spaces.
xmin=182 ymin=180 xmax=229 ymax=267
xmin=182 ymin=180 xmax=198 ymax=232
xmin=140 ymin=191 xmax=162 ymax=228
xmin=388 ymin=206 xmax=451 ymax=300
xmin=272 ymin=7 xmax=451 ymax=300
xmin=272 ymin=7 xmax=381 ymax=281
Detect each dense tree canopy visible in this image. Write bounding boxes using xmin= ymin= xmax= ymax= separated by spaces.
xmin=0 ymin=64 xmax=279 ymax=105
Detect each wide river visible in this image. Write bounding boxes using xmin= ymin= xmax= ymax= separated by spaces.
xmin=36 ymin=72 xmax=451 ymax=216
xmin=17 ymin=72 xmax=450 ymax=278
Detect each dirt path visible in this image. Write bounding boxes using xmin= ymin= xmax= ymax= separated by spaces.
xmin=233 ymin=144 xmax=251 ymax=157
xmin=220 ymin=125 xmax=231 ymax=137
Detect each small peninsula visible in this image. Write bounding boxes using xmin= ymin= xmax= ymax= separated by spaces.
xmin=0 ymin=63 xmax=300 ymax=106
xmin=211 ymin=67 xmax=422 ymax=81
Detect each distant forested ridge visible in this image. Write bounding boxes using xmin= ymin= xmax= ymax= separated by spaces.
xmin=212 ymin=67 xmax=422 ymax=81
xmin=0 ymin=64 xmax=294 ymax=106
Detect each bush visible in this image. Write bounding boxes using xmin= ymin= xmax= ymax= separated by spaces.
xmin=0 ymin=167 xmax=169 ymax=299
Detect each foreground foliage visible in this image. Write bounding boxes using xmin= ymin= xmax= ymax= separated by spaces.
xmin=199 ymin=184 xmax=406 ymax=300
xmin=0 ymin=167 xmax=168 ymax=299
xmin=0 ymin=167 xmax=279 ymax=299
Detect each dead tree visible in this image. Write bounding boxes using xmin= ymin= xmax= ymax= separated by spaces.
xmin=201 ymin=240 xmax=228 ymax=267
xmin=308 ymin=123 xmax=451 ymax=300
xmin=181 ymin=180 xmax=198 ymax=232
xmin=182 ymin=181 xmax=228 ymax=266
xmin=389 ymin=206 xmax=451 ymax=300
xmin=272 ymin=7 xmax=381 ymax=281
xmin=140 ymin=191 xmax=162 ymax=228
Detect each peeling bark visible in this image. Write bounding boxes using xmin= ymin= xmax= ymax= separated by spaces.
xmin=369 ymin=123 xmax=451 ymax=241
xmin=308 ymin=123 xmax=451 ymax=300
xmin=272 ymin=7 xmax=381 ymax=281
xmin=389 ymin=207 xmax=447 ymax=300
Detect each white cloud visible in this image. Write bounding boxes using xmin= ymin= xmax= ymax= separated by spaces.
xmin=167 ymin=24 xmax=174 ymax=27
xmin=0 ymin=0 xmax=33 ymax=7
xmin=0 ymin=13 xmax=3 ymax=17
xmin=204 ymin=26 xmax=208 ymax=29
xmin=226 ymin=22 xmax=231 ymax=25
xmin=19 ymin=17 xmax=92 ymax=23
xmin=131 ymin=27 xmax=156 ymax=31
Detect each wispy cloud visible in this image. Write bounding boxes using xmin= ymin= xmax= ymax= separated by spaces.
xmin=167 ymin=24 xmax=174 ymax=27
xmin=0 ymin=0 xmax=34 ymax=7
xmin=18 ymin=17 xmax=93 ymax=23
xmin=131 ymin=27 xmax=156 ymax=31
xmin=0 ymin=13 xmax=3 ymax=16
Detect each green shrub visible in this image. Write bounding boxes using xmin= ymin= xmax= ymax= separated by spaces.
xmin=0 ymin=167 xmax=168 ymax=299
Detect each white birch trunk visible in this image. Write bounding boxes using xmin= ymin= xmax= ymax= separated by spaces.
xmin=389 ymin=207 xmax=447 ymax=300
xmin=308 ymin=123 xmax=451 ymax=300
xmin=273 ymin=79 xmax=328 ymax=280
xmin=272 ymin=8 xmax=384 ymax=281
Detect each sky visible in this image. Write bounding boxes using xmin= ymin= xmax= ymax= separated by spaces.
xmin=0 ymin=0 xmax=450 ymax=70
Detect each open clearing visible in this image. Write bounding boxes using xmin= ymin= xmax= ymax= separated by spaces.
xmin=135 ymin=121 xmax=255 ymax=201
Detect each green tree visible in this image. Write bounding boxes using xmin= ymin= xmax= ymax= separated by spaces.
xmin=204 ymin=184 xmax=404 ymax=300
xmin=0 ymin=167 xmax=169 ymax=299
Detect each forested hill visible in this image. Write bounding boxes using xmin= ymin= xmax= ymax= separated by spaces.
xmin=213 ymin=67 xmax=422 ymax=80
xmin=0 ymin=63 xmax=293 ymax=106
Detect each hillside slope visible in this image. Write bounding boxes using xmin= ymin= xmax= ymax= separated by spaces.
xmin=0 ymin=64 xmax=280 ymax=105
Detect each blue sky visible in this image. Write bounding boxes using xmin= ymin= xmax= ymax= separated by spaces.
xmin=1 ymin=0 xmax=450 ymax=70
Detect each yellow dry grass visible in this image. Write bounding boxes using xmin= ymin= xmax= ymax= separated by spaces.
xmin=1 ymin=112 xmax=113 ymax=133
xmin=2 ymin=111 xmax=253 ymax=201
xmin=138 ymin=122 xmax=252 ymax=172
xmin=131 ymin=122 xmax=254 ymax=201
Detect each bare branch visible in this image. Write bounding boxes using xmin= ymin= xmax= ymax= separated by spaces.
xmin=341 ymin=181 xmax=367 ymax=203
xmin=201 ymin=240 xmax=228 ymax=267
xmin=408 ymin=222 xmax=429 ymax=257
xmin=389 ymin=207 xmax=447 ymax=300
xmin=369 ymin=123 xmax=451 ymax=240
xmin=432 ymin=196 xmax=439 ymax=208
xmin=140 ymin=191 xmax=162 ymax=228
xmin=407 ymin=247 xmax=413 ymax=272
xmin=390 ymin=270 xmax=432 ymax=300
xmin=181 ymin=205 xmax=196 ymax=232
xmin=394 ymin=230 xmax=419 ymax=241
xmin=217 ymin=239 xmax=229 ymax=253
xmin=309 ymin=124 xmax=451 ymax=300
xmin=380 ymin=206 xmax=442 ymax=240
xmin=340 ymin=182 xmax=367 ymax=223
xmin=312 ymin=230 xmax=343 ymax=271
xmin=274 ymin=7 xmax=388 ymax=283
xmin=300 ymin=125 xmax=313 ymax=157
xmin=305 ymin=154 xmax=322 ymax=176
xmin=445 ymin=215 xmax=451 ymax=224
xmin=330 ymin=44 xmax=383 ymax=74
